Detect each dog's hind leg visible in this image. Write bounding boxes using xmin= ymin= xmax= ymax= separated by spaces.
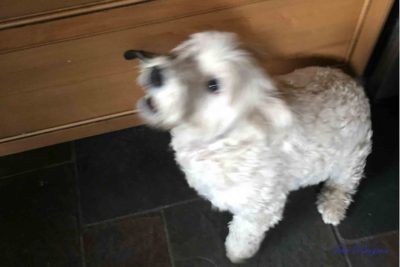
xmin=316 ymin=153 xmax=369 ymax=225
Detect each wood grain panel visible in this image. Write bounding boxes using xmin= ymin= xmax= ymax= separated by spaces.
xmin=0 ymin=0 xmax=364 ymax=139
xmin=0 ymin=113 xmax=142 ymax=156
xmin=0 ymin=0 xmax=147 ymax=28
xmin=348 ymin=0 xmax=394 ymax=74
xmin=0 ymin=0 xmax=102 ymax=20
xmin=0 ymin=0 xmax=261 ymax=52
xmin=0 ymin=0 xmax=392 ymax=155
xmin=0 ymin=71 xmax=143 ymax=136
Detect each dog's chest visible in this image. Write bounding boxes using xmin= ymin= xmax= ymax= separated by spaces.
xmin=171 ymin=140 xmax=266 ymax=212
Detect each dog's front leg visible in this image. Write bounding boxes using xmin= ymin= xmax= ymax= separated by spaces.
xmin=225 ymin=196 xmax=287 ymax=263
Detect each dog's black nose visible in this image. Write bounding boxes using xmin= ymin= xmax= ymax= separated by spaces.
xmin=150 ymin=67 xmax=163 ymax=87
xmin=150 ymin=66 xmax=163 ymax=87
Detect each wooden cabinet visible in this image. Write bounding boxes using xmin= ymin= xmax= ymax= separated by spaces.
xmin=0 ymin=0 xmax=394 ymax=155
xmin=1 ymin=0 xmax=105 ymax=20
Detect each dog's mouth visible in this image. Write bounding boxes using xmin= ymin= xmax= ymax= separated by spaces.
xmin=146 ymin=96 xmax=157 ymax=112
xmin=139 ymin=95 xmax=158 ymax=114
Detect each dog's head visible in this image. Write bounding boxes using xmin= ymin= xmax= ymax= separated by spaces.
xmin=135 ymin=32 xmax=292 ymax=139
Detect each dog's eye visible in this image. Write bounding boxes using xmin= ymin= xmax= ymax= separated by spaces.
xmin=207 ymin=79 xmax=219 ymax=93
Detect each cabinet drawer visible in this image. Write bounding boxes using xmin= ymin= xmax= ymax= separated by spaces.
xmin=0 ymin=0 xmax=147 ymax=30
xmin=0 ymin=0 xmax=394 ymax=155
xmin=0 ymin=0 xmax=106 ymax=21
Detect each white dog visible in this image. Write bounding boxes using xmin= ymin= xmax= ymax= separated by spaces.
xmin=134 ymin=32 xmax=372 ymax=263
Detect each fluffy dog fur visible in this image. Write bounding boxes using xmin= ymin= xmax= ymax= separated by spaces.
xmin=136 ymin=32 xmax=372 ymax=263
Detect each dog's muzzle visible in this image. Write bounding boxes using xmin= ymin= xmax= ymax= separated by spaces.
xmin=124 ymin=49 xmax=162 ymax=114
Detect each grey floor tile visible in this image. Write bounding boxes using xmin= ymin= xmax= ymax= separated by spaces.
xmin=338 ymin=167 xmax=398 ymax=240
xmin=0 ymin=164 xmax=81 ymax=267
xmin=0 ymin=143 xmax=71 ymax=178
xmin=75 ymin=126 xmax=197 ymax=224
xmin=164 ymin=200 xmax=232 ymax=267
xmin=164 ymin=187 xmax=347 ymax=267
xmin=83 ymin=213 xmax=171 ymax=267
xmin=340 ymin=232 xmax=399 ymax=267
xmin=338 ymin=101 xmax=399 ymax=239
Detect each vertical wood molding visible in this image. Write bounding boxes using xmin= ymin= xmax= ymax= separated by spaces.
xmin=348 ymin=0 xmax=395 ymax=74
xmin=345 ymin=0 xmax=372 ymax=62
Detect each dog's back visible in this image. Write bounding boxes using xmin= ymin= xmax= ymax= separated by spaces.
xmin=275 ymin=66 xmax=372 ymax=192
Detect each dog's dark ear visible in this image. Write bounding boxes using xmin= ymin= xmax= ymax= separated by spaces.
xmin=123 ymin=50 xmax=156 ymax=61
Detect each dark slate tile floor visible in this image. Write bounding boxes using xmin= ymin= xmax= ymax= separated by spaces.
xmin=165 ymin=188 xmax=348 ymax=267
xmin=0 ymin=143 xmax=71 ymax=178
xmin=74 ymin=126 xmax=197 ymax=224
xmin=83 ymin=213 xmax=171 ymax=267
xmin=0 ymin=164 xmax=81 ymax=267
xmin=337 ymin=100 xmax=399 ymax=240
xmin=337 ymin=232 xmax=399 ymax=267
xmin=0 ymin=99 xmax=397 ymax=266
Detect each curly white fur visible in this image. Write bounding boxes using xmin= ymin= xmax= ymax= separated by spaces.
xmin=136 ymin=32 xmax=372 ymax=263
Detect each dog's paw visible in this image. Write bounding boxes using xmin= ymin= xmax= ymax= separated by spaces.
xmin=317 ymin=197 xmax=347 ymax=225
xmin=225 ymin=240 xmax=251 ymax=263
xmin=226 ymin=251 xmax=246 ymax=264
xmin=317 ymin=186 xmax=351 ymax=226
xmin=225 ymin=230 xmax=261 ymax=263
xmin=317 ymin=198 xmax=347 ymax=225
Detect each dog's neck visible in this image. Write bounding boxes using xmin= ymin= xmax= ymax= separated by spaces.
xmin=170 ymin=118 xmax=283 ymax=152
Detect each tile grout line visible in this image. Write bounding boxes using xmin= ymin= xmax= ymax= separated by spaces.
xmin=340 ymin=230 xmax=399 ymax=244
xmin=0 ymin=159 xmax=73 ymax=180
xmin=84 ymin=197 xmax=201 ymax=228
xmin=161 ymin=209 xmax=176 ymax=267
xmin=331 ymin=226 xmax=353 ymax=267
xmin=71 ymin=141 xmax=87 ymax=267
